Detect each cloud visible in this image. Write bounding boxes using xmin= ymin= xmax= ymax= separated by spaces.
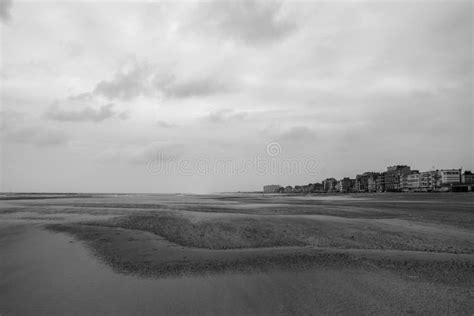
xmin=68 ymin=92 xmax=93 ymax=101
xmin=0 ymin=0 xmax=13 ymax=22
xmin=90 ymin=62 xmax=228 ymax=101
xmin=157 ymin=121 xmax=177 ymax=128
xmin=163 ymin=77 xmax=228 ymax=98
xmin=1 ymin=2 xmax=472 ymax=192
xmin=94 ymin=147 xmax=123 ymax=164
xmin=128 ymin=143 xmax=185 ymax=165
xmin=95 ymin=142 xmax=186 ymax=165
xmin=0 ymin=110 xmax=67 ymax=146
xmin=278 ymin=126 xmax=315 ymax=141
xmin=45 ymin=103 xmax=124 ymax=122
xmin=5 ymin=126 xmax=68 ymax=146
xmin=93 ymin=63 xmax=158 ymax=101
xmin=117 ymin=110 xmax=131 ymax=120
xmin=0 ymin=109 xmax=25 ymax=131
xmin=60 ymin=40 xmax=84 ymax=58
xmin=205 ymin=109 xmax=247 ymax=123
xmin=188 ymin=0 xmax=296 ymax=44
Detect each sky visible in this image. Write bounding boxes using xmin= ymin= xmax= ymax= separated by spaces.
xmin=0 ymin=0 xmax=472 ymax=193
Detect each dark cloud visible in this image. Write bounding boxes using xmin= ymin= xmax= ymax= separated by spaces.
xmin=93 ymin=63 xmax=155 ymax=101
xmin=45 ymin=103 xmax=124 ymax=122
xmin=189 ymin=0 xmax=296 ymax=44
xmin=0 ymin=0 xmax=13 ymax=22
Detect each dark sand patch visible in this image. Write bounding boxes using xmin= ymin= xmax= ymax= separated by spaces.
xmin=45 ymin=223 xmax=474 ymax=287
xmin=71 ymin=211 xmax=474 ymax=255
xmin=46 ymin=223 xmax=352 ymax=278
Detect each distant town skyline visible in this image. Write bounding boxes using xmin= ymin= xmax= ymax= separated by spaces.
xmin=264 ymin=165 xmax=473 ymax=194
xmin=1 ymin=1 xmax=472 ymax=193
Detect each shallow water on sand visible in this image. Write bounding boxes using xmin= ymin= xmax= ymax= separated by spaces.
xmin=0 ymin=223 xmax=336 ymax=315
xmin=1 ymin=222 xmax=468 ymax=315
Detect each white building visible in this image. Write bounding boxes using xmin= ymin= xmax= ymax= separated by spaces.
xmin=437 ymin=169 xmax=461 ymax=185
xmin=407 ymin=172 xmax=420 ymax=191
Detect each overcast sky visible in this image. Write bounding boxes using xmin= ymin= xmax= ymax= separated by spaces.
xmin=1 ymin=0 xmax=472 ymax=193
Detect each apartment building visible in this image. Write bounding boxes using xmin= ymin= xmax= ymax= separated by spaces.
xmin=400 ymin=170 xmax=419 ymax=191
xmin=419 ymin=171 xmax=438 ymax=191
xmin=376 ymin=172 xmax=386 ymax=192
xmin=263 ymin=185 xmax=281 ymax=193
xmin=384 ymin=165 xmax=411 ymax=192
xmin=406 ymin=171 xmax=420 ymax=191
xmin=338 ymin=177 xmax=353 ymax=193
xmin=462 ymin=171 xmax=474 ymax=184
xmin=323 ymin=178 xmax=337 ymax=192
xmin=438 ymin=169 xmax=461 ymax=185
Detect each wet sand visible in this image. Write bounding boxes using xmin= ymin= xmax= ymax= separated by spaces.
xmin=1 ymin=193 xmax=473 ymax=315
